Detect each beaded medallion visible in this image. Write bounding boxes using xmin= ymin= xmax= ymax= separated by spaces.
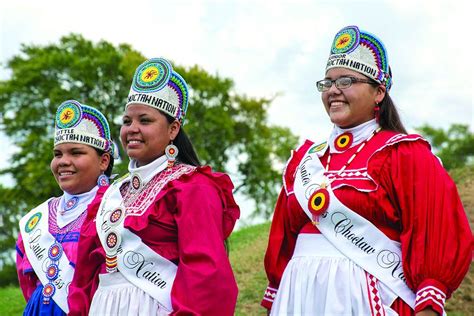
xmin=25 ymin=212 xmax=42 ymax=233
xmin=133 ymin=58 xmax=172 ymax=93
xmin=334 ymin=132 xmax=353 ymax=151
xmin=55 ymin=100 xmax=82 ymax=129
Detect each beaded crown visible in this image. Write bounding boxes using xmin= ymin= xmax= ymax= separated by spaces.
xmin=126 ymin=57 xmax=189 ymax=124
xmin=326 ymin=25 xmax=392 ymax=90
xmin=54 ymin=100 xmax=113 ymax=153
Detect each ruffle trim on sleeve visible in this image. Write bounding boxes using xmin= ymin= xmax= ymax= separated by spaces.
xmin=261 ymin=285 xmax=278 ymax=309
xmin=125 ymin=165 xmax=240 ymax=237
xmin=415 ymin=279 xmax=447 ymax=315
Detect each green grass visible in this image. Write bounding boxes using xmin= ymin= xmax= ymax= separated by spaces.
xmin=228 ymin=222 xmax=270 ymax=316
xmin=0 ymin=286 xmax=25 ymax=316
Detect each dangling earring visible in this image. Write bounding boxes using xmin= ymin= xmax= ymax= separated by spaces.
xmin=165 ymin=142 xmax=178 ymax=169
xmin=374 ymin=102 xmax=381 ymax=124
xmin=97 ymin=173 xmax=109 ymax=187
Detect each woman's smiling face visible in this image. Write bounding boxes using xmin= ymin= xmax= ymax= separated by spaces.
xmin=120 ymin=103 xmax=180 ymax=167
xmin=50 ymin=143 xmax=109 ymax=194
xmin=321 ymin=68 xmax=385 ymax=128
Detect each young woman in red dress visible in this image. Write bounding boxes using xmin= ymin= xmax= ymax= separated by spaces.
xmin=261 ymin=25 xmax=472 ymax=316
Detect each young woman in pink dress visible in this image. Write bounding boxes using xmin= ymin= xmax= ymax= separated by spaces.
xmin=16 ymin=100 xmax=114 ymax=315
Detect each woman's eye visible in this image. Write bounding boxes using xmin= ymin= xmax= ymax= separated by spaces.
xmin=122 ymin=116 xmax=132 ymax=124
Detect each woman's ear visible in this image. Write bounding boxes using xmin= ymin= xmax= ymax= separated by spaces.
xmin=169 ymin=120 xmax=181 ymax=141
xmin=375 ymin=84 xmax=386 ymax=104
xmin=99 ymin=153 xmax=111 ymax=173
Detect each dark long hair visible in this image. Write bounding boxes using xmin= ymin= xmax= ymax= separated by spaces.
xmin=378 ymin=93 xmax=407 ymax=134
xmin=365 ymin=75 xmax=408 ymax=134
xmin=164 ymin=113 xmax=226 ymax=250
xmin=94 ymin=148 xmax=114 ymax=176
xmin=164 ymin=113 xmax=201 ymax=167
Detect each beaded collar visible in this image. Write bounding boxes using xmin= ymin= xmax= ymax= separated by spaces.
xmin=127 ymin=155 xmax=167 ymax=193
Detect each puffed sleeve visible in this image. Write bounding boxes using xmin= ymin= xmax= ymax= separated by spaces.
xmin=68 ymin=186 xmax=108 ymax=316
xmin=169 ymin=174 xmax=239 ymax=315
xmin=261 ymin=188 xmax=299 ymax=310
xmin=385 ymin=140 xmax=472 ymax=315
xmin=16 ymin=232 xmax=38 ymax=301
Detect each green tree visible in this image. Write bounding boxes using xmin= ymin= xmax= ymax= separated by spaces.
xmin=0 ymin=34 xmax=297 ymax=279
xmin=417 ymin=123 xmax=474 ymax=170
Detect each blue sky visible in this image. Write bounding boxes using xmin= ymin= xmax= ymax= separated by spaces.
xmin=1 ymin=0 xmax=472 ymax=224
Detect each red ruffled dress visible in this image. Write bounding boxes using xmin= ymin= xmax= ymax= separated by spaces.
xmin=68 ymin=156 xmax=240 ymax=316
xmin=262 ymin=122 xmax=472 ymax=315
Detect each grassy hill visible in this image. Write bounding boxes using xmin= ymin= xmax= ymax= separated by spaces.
xmin=229 ymin=222 xmax=270 ymax=315
xmin=1 ymin=167 xmax=472 ymax=315
xmin=444 ymin=166 xmax=474 ymax=315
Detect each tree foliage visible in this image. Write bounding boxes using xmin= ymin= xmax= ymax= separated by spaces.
xmin=0 ymin=34 xmax=297 ymax=276
xmin=416 ymin=124 xmax=474 ymax=170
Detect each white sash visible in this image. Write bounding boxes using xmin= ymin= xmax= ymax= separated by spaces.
xmin=19 ymin=200 xmax=73 ymax=313
xmin=293 ymin=142 xmax=416 ymax=308
xmin=96 ymin=177 xmax=177 ymax=312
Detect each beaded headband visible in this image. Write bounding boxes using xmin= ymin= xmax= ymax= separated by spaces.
xmin=125 ymin=57 xmax=189 ymax=124
xmin=54 ymin=100 xmax=113 ymax=154
xmin=326 ymin=25 xmax=392 ymax=90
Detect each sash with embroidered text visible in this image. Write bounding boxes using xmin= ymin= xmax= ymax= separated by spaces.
xmin=293 ymin=142 xmax=415 ymax=308
xmin=96 ymin=175 xmax=179 ymax=312
xmin=19 ymin=200 xmax=73 ymax=313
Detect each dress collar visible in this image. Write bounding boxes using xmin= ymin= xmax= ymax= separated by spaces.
xmin=328 ymin=119 xmax=379 ymax=153
xmin=57 ymin=186 xmax=99 ymax=228
xmin=127 ymin=155 xmax=168 ymax=191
